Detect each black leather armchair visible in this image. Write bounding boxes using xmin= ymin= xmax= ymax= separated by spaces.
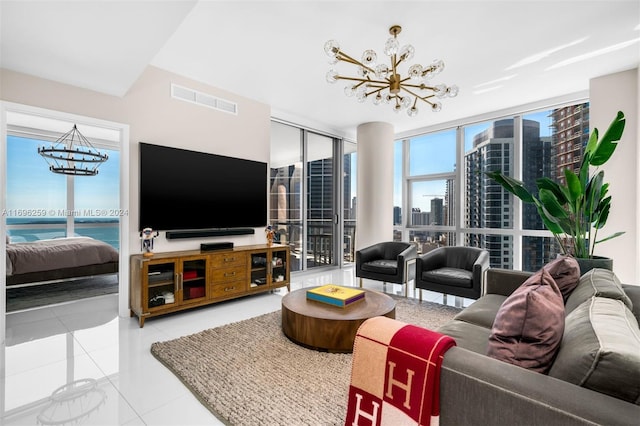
xmin=355 ymin=241 xmax=417 ymax=297
xmin=415 ymin=246 xmax=490 ymax=301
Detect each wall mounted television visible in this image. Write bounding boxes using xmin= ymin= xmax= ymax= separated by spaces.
xmin=139 ymin=142 xmax=267 ymax=232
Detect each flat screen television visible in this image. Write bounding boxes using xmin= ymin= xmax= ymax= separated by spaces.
xmin=139 ymin=142 xmax=267 ymax=232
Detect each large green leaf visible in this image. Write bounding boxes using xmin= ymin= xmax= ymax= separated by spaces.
xmin=564 ymin=169 xmax=583 ymax=204
xmin=535 ymin=202 xmax=565 ymax=234
xmin=485 ymin=171 xmax=535 ymax=203
xmin=538 ymin=188 xmax=568 ymax=219
xmin=536 ymin=177 xmax=568 ymax=205
xmin=584 ymin=128 xmax=599 ymax=156
xmin=589 ymin=111 xmax=626 ymax=166
xmin=596 ymin=231 xmax=625 ymax=244
xmin=594 ymin=196 xmax=611 ymax=228
xmin=585 ymin=172 xmax=604 ymax=217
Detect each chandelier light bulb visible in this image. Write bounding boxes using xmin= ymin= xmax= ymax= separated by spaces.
xmin=326 ymin=69 xmax=339 ymax=83
xmin=399 ymin=45 xmax=415 ymax=62
xmin=375 ymin=64 xmax=389 ymax=79
xmin=324 ymin=26 xmax=458 ymax=116
xmin=432 ymin=59 xmax=445 ymax=74
xmin=384 ymin=37 xmax=399 ymax=56
xmin=357 ymin=66 xmax=370 ymax=78
xmin=324 ymin=40 xmax=340 ymax=57
xmin=408 ymin=64 xmax=424 ymax=81
xmin=361 ymin=50 xmax=377 ymax=66
xmin=344 ymin=85 xmax=356 ymax=97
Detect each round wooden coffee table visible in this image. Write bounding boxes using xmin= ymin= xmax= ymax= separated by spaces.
xmin=281 ymin=286 xmax=396 ymax=353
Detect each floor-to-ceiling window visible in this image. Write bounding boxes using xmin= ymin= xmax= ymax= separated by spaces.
xmin=397 ymin=129 xmax=457 ymax=253
xmin=394 ymin=101 xmax=588 ymax=272
xmin=5 ymin=117 xmax=121 ymax=250
xmin=270 ymin=121 xmax=354 ymax=271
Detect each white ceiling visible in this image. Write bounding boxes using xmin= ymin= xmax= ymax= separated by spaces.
xmin=1 ymin=1 xmax=639 ymax=138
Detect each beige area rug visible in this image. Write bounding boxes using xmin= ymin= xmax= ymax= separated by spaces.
xmin=151 ymin=296 xmax=462 ymax=426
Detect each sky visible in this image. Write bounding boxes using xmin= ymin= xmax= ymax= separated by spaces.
xmin=6 ymin=136 xmax=120 ymax=218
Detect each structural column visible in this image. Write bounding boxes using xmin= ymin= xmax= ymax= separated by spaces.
xmin=356 ymin=122 xmax=394 ymax=251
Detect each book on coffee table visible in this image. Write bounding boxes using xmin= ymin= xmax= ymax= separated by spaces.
xmin=306 ymin=284 xmax=365 ymax=308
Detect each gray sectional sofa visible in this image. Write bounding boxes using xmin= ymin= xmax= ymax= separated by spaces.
xmin=436 ymin=267 xmax=640 ymax=426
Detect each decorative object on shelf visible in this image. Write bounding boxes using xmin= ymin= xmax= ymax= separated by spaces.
xmin=324 ymin=25 xmax=458 ymax=117
xmin=265 ymin=225 xmax=275 ymax=246
xmin=37 ymin=124 xmax=109 ymax=176
xmin=486 ymin=111 xmax=626 ymax=267
xmin=140 ymin=227 xmax=160 ymax=258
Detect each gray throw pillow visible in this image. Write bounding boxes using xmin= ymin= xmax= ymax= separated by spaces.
xmin=565 ymin=268 xmax=633 ymax=314
xmin=487 ymin=269 xmax=565 ymax=373
xmin=548 ymin=297 xmax=640 ymax=404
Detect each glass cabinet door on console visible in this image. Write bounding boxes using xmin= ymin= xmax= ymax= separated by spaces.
xmin=249 ymin=246 xmax=290 ymax=291
xmin=250 ymin=252 xmax=269 ymax=290
xmin=143 ymin=256 xmax=208 ymax=311
xmin=181 ymin=257 xmax=208 ymax=303
xmin=270 ymin=248 xmax=289 ymax=287
xmin=145 ymin=260 xmax=177 ymax=311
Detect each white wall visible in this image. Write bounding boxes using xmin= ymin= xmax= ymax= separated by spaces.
xmin=589 ymin=68 xmax=639 ymax=285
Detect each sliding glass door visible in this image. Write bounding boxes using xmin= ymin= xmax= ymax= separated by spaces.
xmin=306 ymin=132 xmax=335 ymax=269
xmin=270 ymin=122 xmax=303 ymax=271
xmin=270 ymin=122 xmax=353 ymax=271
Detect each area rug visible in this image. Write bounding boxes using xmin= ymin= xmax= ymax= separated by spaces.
xmin=6 ymin=274 xmax=119 ymax=312
xmin=151 ymin=296 xmax=462 ymax=426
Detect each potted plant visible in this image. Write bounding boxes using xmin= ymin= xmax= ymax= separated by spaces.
xmin=486 ymin=111 xmax=626 ymax=273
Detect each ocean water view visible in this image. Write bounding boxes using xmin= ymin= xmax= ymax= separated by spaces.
xmin=6 ymin=217 xmax=120 ymax=251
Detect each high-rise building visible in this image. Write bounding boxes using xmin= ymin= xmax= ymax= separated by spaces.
xmin=430 ymin=198 xmax=444 ymax=225
xmin=550 ymin=104 xmax=590 ymax=183
xmin=411 ymin=207 xmax=430 ymax=226
xmin=465 ymin=118 xmax=552 ymax=270
xmin=393 ymin=206 xmax=402 ymax=226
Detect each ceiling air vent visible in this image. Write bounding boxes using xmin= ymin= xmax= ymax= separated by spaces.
xmin=171 ymin=83 xmax=238 ymax=115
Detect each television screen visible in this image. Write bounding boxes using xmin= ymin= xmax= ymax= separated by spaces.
xmin=139 ymin=142 xmax=267 ymax=231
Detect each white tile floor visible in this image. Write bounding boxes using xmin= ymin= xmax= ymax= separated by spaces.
xmin=1 ymin=266 xmax=466 ymax=425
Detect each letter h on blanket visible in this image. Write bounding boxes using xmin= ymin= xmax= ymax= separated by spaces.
xmin=345 ymin=316 xmax=456 ymax=426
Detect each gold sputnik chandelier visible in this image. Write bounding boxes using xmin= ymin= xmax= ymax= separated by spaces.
xmin=325 ymin=25 xmax=458 ymax=117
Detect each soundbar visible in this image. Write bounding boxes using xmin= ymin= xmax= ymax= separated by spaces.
xmin=165 ymin=228 xmax=255 ymax=240
xmin=201 ymin=242 xmax=234 ymax=251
